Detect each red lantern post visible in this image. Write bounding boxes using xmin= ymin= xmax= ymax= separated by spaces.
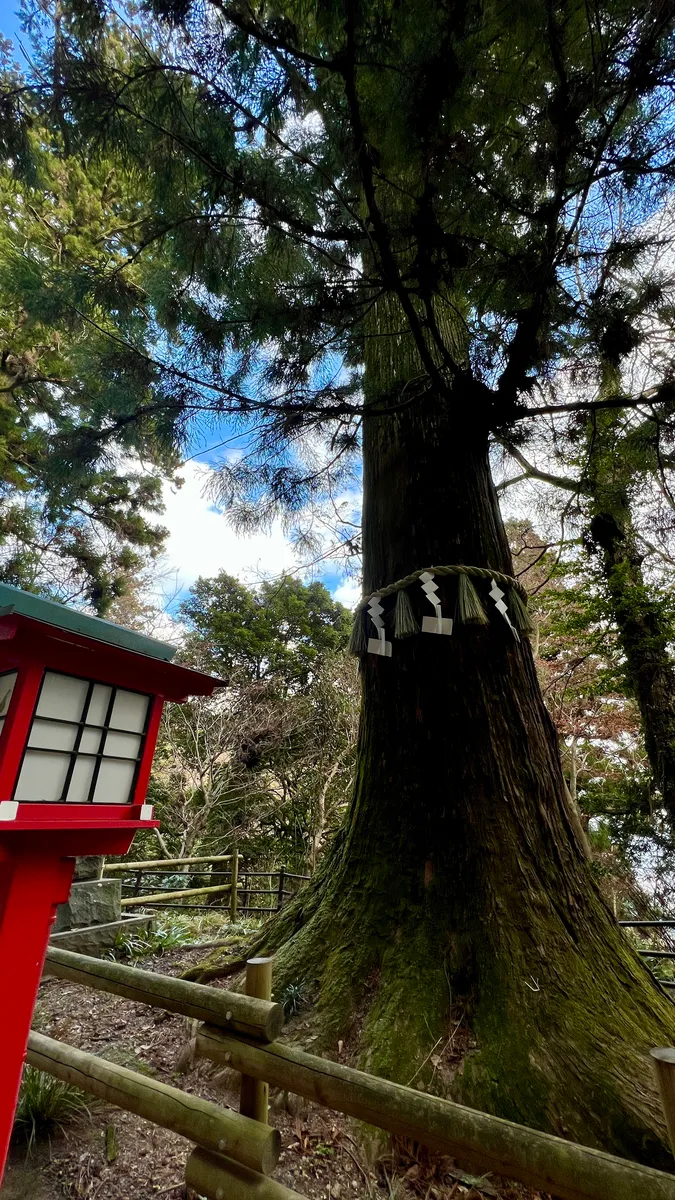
xmin=0 ymin=584 xmax=223 ymax=1178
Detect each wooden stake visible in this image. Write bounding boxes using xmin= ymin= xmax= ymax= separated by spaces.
xmin=652 ymin=1048 xmax=675 ymax=1158
xmin=240 ymin=959 xmax=273 ymax=1124
xmin=230 ymin=849 xmax=240 ymax=922
xmin=186 ymin=1147 xmax=304 ymax=1199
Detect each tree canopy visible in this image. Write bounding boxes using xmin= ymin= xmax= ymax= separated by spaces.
xmin=180 ymin=572 xmax=353 ymax=685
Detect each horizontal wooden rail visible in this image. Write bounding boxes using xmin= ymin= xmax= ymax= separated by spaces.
xmin=186 ymin=1148 xmax=304 ymax=1199
xmin=104 ymin=854 xmax=233 ymax=872
xmin=196 ymin=1028 xmax=675 ymax=1200
xmin=27 ymin=1031 xmax=279 ymax=1175
xmin=121 ymin=883 xmax=237 ymax=907
xmin=639 ymin=951 xmax=675 ymax=959
xmin=44 ymin=947 xmax=284 ymax=1042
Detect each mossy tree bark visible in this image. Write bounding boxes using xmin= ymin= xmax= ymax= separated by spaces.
xmin=253 ymin=324 xmax=675 ymax=1167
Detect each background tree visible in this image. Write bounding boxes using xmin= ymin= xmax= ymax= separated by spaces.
xmin=145 ymin=574 xmax=357 ymax=868
xmin=180 ymin=573 xmax=353 ymax=687
xmin=12 ymin=0 xmax=675 ymax=1162
xmin=498 ymin=211 xmax=675 ymax=820
xmin=0 ymin=42 xmax=173 ymax=609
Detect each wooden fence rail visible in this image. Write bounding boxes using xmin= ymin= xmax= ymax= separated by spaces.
xmin=186 ymin=1148 xmax=304 ymax=1199
xmin=34 ymin=945 xmax=675 ymax=1200
xmin=618 ymin=917 xmax=675 ymax=991
xmin=43 ymin=946 xmax=284 ymax=1042
xmin=103 ymin=854 xmax=234 ymax=871
xmin=26 ymin=1031 xmax=280 ymax=1175
xmin=101 ymin=850 xmax=309 ymax=920
xmin=196 ymin=1025 xmax=675 ymax=1200
xmin=121 ymin=882 xmax=237 ymax=908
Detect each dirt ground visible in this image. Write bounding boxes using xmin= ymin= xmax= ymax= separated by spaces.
xmin=1 ymin=940 xmax=551 ymax=1200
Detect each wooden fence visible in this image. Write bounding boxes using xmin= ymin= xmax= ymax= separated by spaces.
xmin=102 ymin=852 xmax=309 ymax=920
xmin=35 ymin=945 xmax=675 ymax=1200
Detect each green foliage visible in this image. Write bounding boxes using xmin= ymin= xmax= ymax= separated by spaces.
xmin=14 ymin=1067 xmax=89 ymax=1147
xmin=180 ymin=573 xmax=353 ymax=686
xmin=4 ymin=0 xmax=674 ymax=538
xmin=109 ymin=916 xmax=195 ymax=959
xmin=279 ymin=980 xmax=307 ymax=1017
xmin=150 ymin=643 xmax=359 ymax=870
xmin=0 ymin=42 xmax=175 ymax=609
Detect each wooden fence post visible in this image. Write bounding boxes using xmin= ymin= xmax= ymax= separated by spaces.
xmin=652 ymin=1048 xmax=675 ymax=1156
xmin=230 ymin=849 xmax=239 ymax=922
xmin=276 ymin=867 xmax=285 ymax=913
xmin=133 ymin=868 xmax=143 ymax=897
xmin=240 ymin=958 xmax=274 ymax=1124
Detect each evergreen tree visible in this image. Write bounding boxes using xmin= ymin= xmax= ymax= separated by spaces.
xmin=180 ymin=573 xmax=353 ymax=687
xmin=12 ymin=0 xmax=675 ymax=1161
xmin=0 ymin=44 xmax=173 ymax=610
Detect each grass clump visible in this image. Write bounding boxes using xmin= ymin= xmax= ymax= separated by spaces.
xmin=109 ymin=916 xmax=196 ymax=960
xmin=14 ymin=1067 xmax=89 ymax=1148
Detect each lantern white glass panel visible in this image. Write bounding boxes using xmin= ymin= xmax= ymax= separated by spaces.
xmin=16 ymin=670 xmax=151 ymax=804
xmin=66 ymin=756 xmax=97 ymax=804
xmin=103 ymin=731 xmax=141 ymax=760
xmin=15 ymin=751 xmax=71 ymax=802
xmin=79 ymin=728 xmax=104 ymax=754
xmin=110 ymin=690 xmax=148 ymax=733
xmin=87 ymin=684 xmax=112 ymax=726
xmin=92 ymin=759 xmax=137 ymax=804
xmin=28 ymin=720 xmax=78 ymax=752
xmin=37 ymin=672 xmax=89 ymax=722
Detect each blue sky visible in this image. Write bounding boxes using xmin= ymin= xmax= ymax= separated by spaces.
xmin=0 ymin=2 xmax=22 ymax=49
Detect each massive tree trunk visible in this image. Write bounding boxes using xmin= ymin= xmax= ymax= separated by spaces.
xmin=246 ymin=321 xmax=675 ymax=1164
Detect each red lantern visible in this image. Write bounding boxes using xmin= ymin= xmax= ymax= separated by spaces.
xmin=0 ymin=584 xmax=223 ymax=1176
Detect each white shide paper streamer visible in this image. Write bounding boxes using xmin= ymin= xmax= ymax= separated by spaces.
xmin=367 ymin=595 xmax=392 ymax=657
xmin=420 ymin=572 xmax=453 ymax=636
xmin=489 ymin=578 xmax=520 ymax=641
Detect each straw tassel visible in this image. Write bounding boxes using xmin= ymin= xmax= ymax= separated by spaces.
xmin=394 ymin=587 xmax=420 ymax=638
xmin=508 ymin=588 xmax=535 ymax=635
xmin=456 ymin=572 xmax=488 ymax=624
xmin=348 ymin=607 xmax=368 ymax=655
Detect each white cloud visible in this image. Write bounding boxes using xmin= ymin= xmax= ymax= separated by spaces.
xmin=332 ymin=580 xmax=361 ymax=609
xmin=159 ymin=462 xmax=298 ymax=592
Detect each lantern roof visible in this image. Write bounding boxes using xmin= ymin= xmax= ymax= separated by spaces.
xmin=0 ymin=583 xmax=176 ymax=663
